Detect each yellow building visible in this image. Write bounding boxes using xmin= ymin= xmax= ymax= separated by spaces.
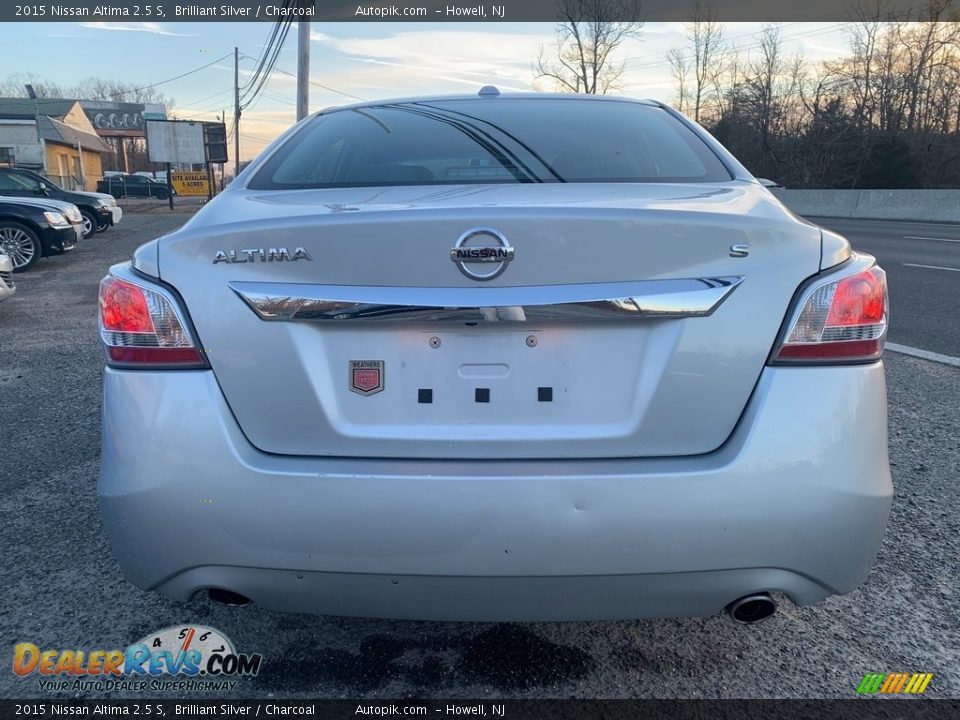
xmin=39 ymin=116 xmax=110 ymax=192
xmin=0 ymin=98 xmax=112 ymax=192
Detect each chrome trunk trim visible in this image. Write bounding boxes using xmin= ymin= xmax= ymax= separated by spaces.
xmin=229 ymin=277 xmax=744 ymax=323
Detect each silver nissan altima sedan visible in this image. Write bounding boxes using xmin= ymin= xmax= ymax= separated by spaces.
xmin=98 ymin=91 xmax=892 ymax=623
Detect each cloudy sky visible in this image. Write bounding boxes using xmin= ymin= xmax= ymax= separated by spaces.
xmin=4 ymin=21 xmax=853 ymax=160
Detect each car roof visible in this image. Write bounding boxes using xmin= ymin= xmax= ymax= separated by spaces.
xmin=317 ymin=92 xmax=663 ymax=117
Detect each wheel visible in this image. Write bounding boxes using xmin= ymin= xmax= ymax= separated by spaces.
xmin=96 ymin=220 xmax=109 ymax=233
xmin=79 ymin=208 xmax=98 ymax=239
xmin=0 ymin=221 xmax=42 ymax=272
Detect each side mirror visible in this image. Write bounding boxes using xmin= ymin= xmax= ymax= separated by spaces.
xmin=38 ymin=182 xmax=48 ymax=194
xmin=757 ymin=178 xmax=784 ymax=189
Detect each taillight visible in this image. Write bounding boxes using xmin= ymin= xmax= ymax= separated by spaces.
xmin=772 ymin=263 xmax=888 ymax=364
xmin=99 ymin=273 xmax=206 ymax=368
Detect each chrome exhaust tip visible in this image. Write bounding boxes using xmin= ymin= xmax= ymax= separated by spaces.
xmin=207 ymin=588 xmax=252 ymax=607
xmin=726 ymin=593 xmax=777 ymax=624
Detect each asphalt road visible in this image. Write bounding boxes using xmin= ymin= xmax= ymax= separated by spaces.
xmin=0 ymin=213 xmax=958 ymax=701
xmin=810 ymin=218 xmax=960 ymax=358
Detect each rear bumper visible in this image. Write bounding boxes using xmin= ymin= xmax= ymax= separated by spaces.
xmin=98 ymin=363 xmax=892 ymax=621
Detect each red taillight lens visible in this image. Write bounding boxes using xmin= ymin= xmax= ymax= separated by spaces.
xmin=101 ymin=279 xmax=155 ymax=333
xmin=772 ymin=265 xmax=888 ymax=363
xmin=99 ymin=275 xmax=206 ymax=368
xmin=825 ymin=272 xmax=886 ymax=326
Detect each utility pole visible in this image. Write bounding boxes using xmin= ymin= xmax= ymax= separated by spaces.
xmin=296 ymin=14 xmax=310 ymax=121
xmin=234 ymin=46 xmax=240 ymax=179
xmin=76 ymin=139 xmax=85 ymax=191
xmin=25 ymin=84 xmax=47 ymax=175
xmin=220 ymin=110 xmax=226 ymax=192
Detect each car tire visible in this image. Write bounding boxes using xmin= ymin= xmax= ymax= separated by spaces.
xmin=79 ymin=209 xmax=98 ymax=239
xmin=0 ymin=221 xmax=42 ymax=272
xmin=96 ymin=221 xmax=109 ymax=233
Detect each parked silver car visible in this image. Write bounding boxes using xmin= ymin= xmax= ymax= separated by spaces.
xmin=98 ymin=92 xmax=892 ymax=623
xmin=0 ymin=252 xmax=14 ymax=301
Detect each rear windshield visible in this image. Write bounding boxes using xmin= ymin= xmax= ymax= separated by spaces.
xmin=248 ymin=98 xmax=732 ymax=189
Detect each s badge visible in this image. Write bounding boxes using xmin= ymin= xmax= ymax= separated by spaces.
xmin=349 ymin=360 xmax=384 ymax=395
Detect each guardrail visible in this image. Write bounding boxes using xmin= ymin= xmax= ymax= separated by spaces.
xmin=771 ymin=189 xmax=960 ymax=223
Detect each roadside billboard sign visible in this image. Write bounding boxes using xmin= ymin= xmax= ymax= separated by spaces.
xmin=145 ymin=119 xmax=206 ymax=164
xmin=82 ymin=101 xmax=166 ymax=138
xmin=171 ymin=171 xmax=210 ymax=197
xmin=203 ymin=122 xmax=228 ymax=164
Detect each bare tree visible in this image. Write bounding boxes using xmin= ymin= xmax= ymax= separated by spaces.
xmin=843 ymin=0 xmax=888 ymax=128
xmin=715 ymin=43 xmax=745 ymax=121
xmin=668 ymin=48 xmax=691 ymax=114
xmin=535 ymin=0 xmax=644 ymax=94
xmin=0 ymin=72 xmax=67 ymax=98
xmin=667 ymin=0 xmax=960 ymax=189
xmin=687 ymin=2 xmax=725 ymax=122
xmin=746 ymin=26 xmax=788 ymax=150
xmin=72 ymin=77 xmax=172 ymax=106
xmin=1 ymin=73 xmax=171 ymax=107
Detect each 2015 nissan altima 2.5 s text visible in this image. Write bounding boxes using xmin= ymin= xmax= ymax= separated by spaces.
xmin=97 ymin=90 xmax=892 ymax=624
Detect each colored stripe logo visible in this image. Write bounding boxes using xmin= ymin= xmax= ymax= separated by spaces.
xmin=857 ymin=673 xmax=933 ymax=694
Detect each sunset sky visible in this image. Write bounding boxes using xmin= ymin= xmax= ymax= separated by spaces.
xmin=3 ymin=20 xmax=853 ymax=160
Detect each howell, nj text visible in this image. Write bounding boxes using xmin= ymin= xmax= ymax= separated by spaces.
xmin=354 ymin=707 xmax=504 ymax=716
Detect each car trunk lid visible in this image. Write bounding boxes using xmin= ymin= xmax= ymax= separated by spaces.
xmin=157 ymin=182 xmax=820 ymax=459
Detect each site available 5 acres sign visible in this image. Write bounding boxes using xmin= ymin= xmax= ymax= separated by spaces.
xmin=171 ymin=172 xmax=210 ymax=197
xmin=145 ymin=120 xmax=206 ymax=164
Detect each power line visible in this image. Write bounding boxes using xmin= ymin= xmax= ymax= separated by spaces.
xmin=241 ymin=22 xmax=292 ymax=109
xmin=241 ymin=132 xmax=278 ymax=142
xmin=272 ymin=66 xmax=367 ymax=102
xmin=242 ymin=83 xmax=274 ymax=113
xmin=262 ymin=91 xmax=297 ymax=107
xmin=623 ymin=18 xmax=846 ymax=65
xmin=244 ymin=20 xmax=285 ymax=88
xmin=238 ymin=55 xmax=368 ymax=106
xmin=240 ymin=17 xmax=286 ymax=103
xmin=624 ymin=22 xmax=853 ymax=72
xmin=240 ymin=3 xmax=295 ymax=109
xmin=112 ymin=53 xmax=233 ymax=98
xmin=172 ymin=87 xmax=234 ymax=111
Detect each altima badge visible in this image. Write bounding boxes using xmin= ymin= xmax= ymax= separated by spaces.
xmin=213 ymin=247 xmax=312 ymax=264
xmin=349 ymin=360 xmax=384 ymax=395
xmin=451 ymin=228 xmax=514 ymax=281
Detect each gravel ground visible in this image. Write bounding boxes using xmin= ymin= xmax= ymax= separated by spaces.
xmin=1 ymin=213 xmax=957 ymax=700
